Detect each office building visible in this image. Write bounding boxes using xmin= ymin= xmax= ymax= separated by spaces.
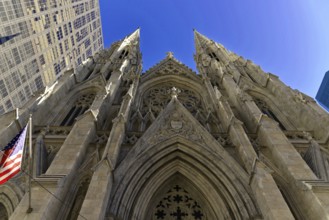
xmin=0 ymin=0 xmax=103 ymax=114
xmin=316 ymin=71 xmax=329 ymax=111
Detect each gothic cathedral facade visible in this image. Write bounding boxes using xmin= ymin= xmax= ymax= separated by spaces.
xmin=1 ymin=29 xmax=329 ymax=220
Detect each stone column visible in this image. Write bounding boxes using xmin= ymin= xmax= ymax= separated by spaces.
xmin=10 ymin=113 xmax=96 ymax=220
xmin=250 ymin=163 xmax=295 ymax=220
xmin=202 ymin=75 xmax=295 ymax=219
xmin=78 ymin=78 xmax=138 ymax=220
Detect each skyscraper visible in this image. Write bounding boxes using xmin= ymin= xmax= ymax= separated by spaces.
xmin=316 ymin=71 xmax=329 ymax=112
xmin=0 ymin=0 xmax=103 ymax=114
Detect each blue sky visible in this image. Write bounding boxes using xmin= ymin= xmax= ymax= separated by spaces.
xmin=99 ymin=0 xmax=329 ymax=98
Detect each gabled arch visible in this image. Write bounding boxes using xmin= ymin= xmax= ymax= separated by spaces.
xmin=134 ymin=76 xmax=221 ymax=133
xmin=49 ymin=86 xmax=101 ymax=126
xmin=248 ymin=91 xmax=296 ymax=130
xmin=108 ymin=137 xmax=260 ymax=220
xmin=56 ymin=150 xmax=96 ymax=220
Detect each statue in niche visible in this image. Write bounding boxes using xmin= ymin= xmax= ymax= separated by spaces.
xmin=34 ymin=129 xmax=48 ymax=176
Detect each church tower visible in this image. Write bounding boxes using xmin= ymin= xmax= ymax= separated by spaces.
xmin=1 ymin=29 xmax=329 ymax=220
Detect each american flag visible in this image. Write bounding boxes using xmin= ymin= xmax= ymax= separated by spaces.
xmin=0 ymin=126 xmax=28 ymax=184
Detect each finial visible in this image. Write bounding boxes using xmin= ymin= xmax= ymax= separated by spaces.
xmin=170 ymin=87 xmax=181 ymax=99
xmin=166 ymin=51 xmax=174 ymax=59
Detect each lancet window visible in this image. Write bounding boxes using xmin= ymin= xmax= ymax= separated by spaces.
xmin=254 ymin=98 xmax=286 ymax=130
xmin=105 ymin=70 xmax=112 ymax=80
xmin=127 ymin=85 xmax=221 ymax=135
xmin=60 ymin=93 xmax=96 ymax=126
xmin=66 ymin=177 xmax=91 ymax=220
xmin=141 ymin=86 xmax=203 ymax=117
xmin=119 ymin=50 xmax=129 ymax=59
xmin=208 ymin=52 xmax=219 ymax=62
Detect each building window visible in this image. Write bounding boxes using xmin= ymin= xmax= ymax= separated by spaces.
xmin=59 ymin=42 xmax=63 ymax=54
xmin=57 ymin=27 xmax=63 ymax=40
xmin=60 ymin=93 xmax=95 ymax=126
xmin=31 ymin=59 xmax=40 ymax=74
xmin=71 ymin=36 xmax=75 ymax=46
xmin=47 ymin=33 xmax=52 ymax=45
xmin=0 ymin=105 xmax=4 ymax=115
xmin=153 ymin=185 xmax=204 ymax=220
xmin=12 ymin=48 xmax=21 ymax=65
xmin=12 ymin=71 xmax=21 ymax=87
xmin=254 ymin=98 xmax=286 ymax=130
xmin=5 ymin=100 xmax=12 ymax=110
xmin=4 ymin=76 xmax=14 ymax=93
xmin=24 ymin=85 xmax=31 ymax=97
xmin=0 ymin=80 xmax=8 ymax=98
xmin=18 ymin=90 xmax=26 ymax=103
xmin=64 ymin=24 xmax=68 ymax=36
xmin=54 ymin=63 xmax=61 ymax=75
xmin=35 ymin=76 xmax=43 ymax=90
xmin=119 ymin=50 xmax=129 ymax=59
xmin=39 ymin=55 xmax=45 ymax=65
xmin=208 ymin=52 xmax=219 ymax=62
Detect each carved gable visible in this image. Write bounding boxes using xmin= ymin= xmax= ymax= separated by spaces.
xmin=141 ymin=53 xmax=200 ymax=82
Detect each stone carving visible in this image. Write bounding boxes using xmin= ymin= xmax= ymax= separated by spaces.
xmin=75 ymin=93 xmax=96 ymax=107
xmin=93 ymin=132 xmax=110 ymax=145
xmin=217 ymin=135 xmax=231 ymax=147
xmin=237 ymin=89 xmax=253 ymax=102
xmin=169 ymin=87 xmax=181 ymax=99
xmin=123 ymin=133 xmax=141 ymax=145
xmin=284 ymin=131 xmax=308 ymax=140
xmin=142 ymin=85 xmax=203 ymax=117
xmin=201 ymin=53 xmax=211 ymax=67
xmin=34 ymin=126 xmax=71 ymax=136
xmin=166 ymin=51 xmax=174 ymax=59
xmin=153 ymin=185 xmax=204 ymax=220
xmin=293 ymin=90 xmax=315 ymax=104
xmin=147 ymin=111 xmax=204 ymax=146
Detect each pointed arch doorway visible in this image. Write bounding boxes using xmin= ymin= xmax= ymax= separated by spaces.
xmin=147 ymin=174 xmax=215 ymax=220
xmin=108 ymin=140 xmax=259 ymax=220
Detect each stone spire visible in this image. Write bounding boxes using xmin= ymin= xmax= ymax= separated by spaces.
xmin=194 ymin=29 xmax=212 ymax=52
xmin=193 ymin=29 xmax=231 ymax=66
xmin=118 ymin=27 xmax=140 ymax=51
xmin=103 ymin=28 xmax=142 ymax=79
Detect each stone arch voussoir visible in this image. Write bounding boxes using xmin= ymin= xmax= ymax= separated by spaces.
xmin=109 ymin=137 xmax=259 ymax=219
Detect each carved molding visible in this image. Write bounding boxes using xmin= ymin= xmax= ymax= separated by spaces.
xmin=147 ymin=111 xmax=204 ymax=146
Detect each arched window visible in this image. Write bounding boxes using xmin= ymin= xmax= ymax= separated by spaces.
xmin=254 ymin=98 xmax=286 ymax=130
xmin=0 ymin=203 xmax=8 ymax=220
xmin=105 ymin=70 xmax=112 ymax=80
xmin=118 ymin=50 xmax=129 ymax=59
xmin=82 ymin=68 xmax=93 ymax=81
xmin=66 ymin=177 xmax=91 ymax=220
xmin=208 ymin=52 xmax=219 ymax=62
xmin=152 ymin=184 xmax=205 ymax=220
xmin=60 ymin=93 xmax=96 ymax=126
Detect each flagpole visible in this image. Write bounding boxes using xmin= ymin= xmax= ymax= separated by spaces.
xmin=27 ymin=114 xmax=33 ymax=213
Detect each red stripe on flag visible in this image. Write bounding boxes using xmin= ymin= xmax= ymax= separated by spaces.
xmin=0 ymin=148 xmax=14 ymax=166
xmin=0 ymin=168 xmax=20 ymax=184
xmin=0 ymin=160 xmax=22 ymax=178
xmin=1 ymin=153 xmax=22 ymax=168
xmin=0 ymin=126 xmax=27 ymax=185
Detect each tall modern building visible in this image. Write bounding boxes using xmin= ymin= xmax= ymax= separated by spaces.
xmin=0 ymin=0 xmax=103 ymax=114
xmin=316 ymin=71 xmax=329 ymax=112
xmin=1 ymin=29 xmax=329 ymax=219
